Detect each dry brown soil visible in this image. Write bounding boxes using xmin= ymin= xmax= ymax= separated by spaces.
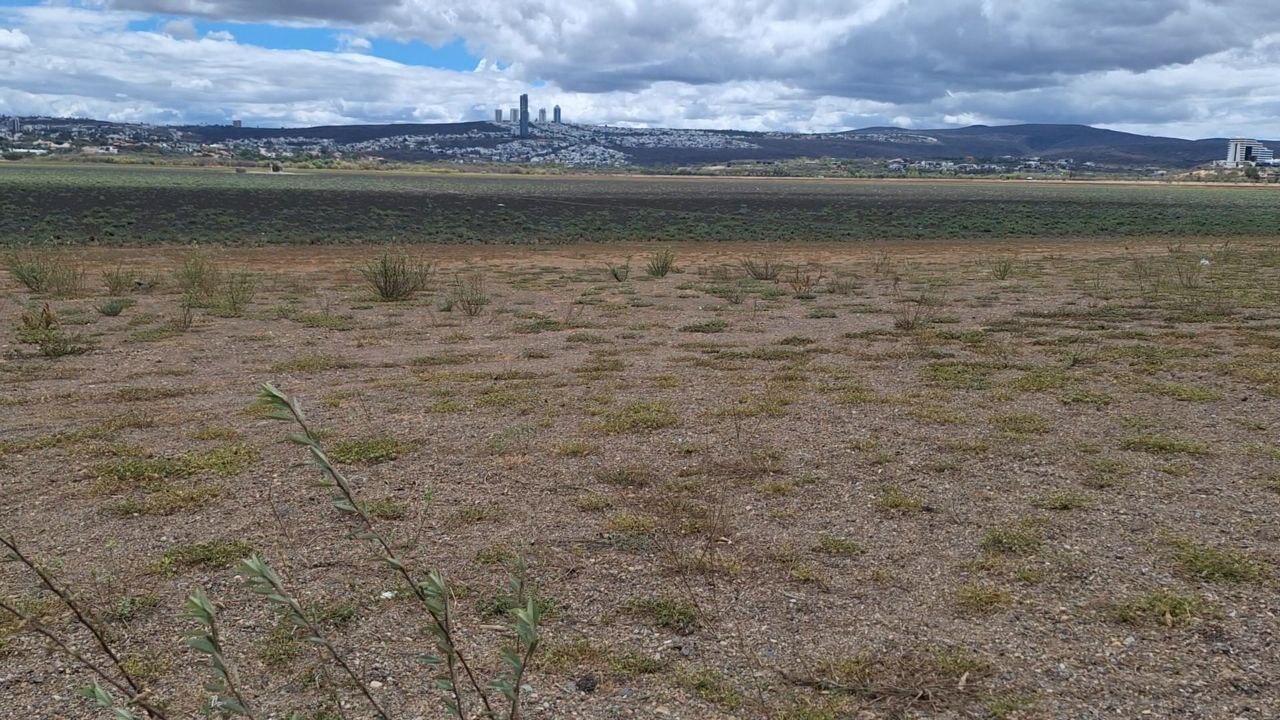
xmin=2 ymin=239 xmax=1279 ymax=719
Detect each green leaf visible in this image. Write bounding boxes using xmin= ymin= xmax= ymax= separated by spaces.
xmin=185 ymin=586 xmax=216 ymax=621
xmin=187 ymin=635 xmax=218 ymax=655
xmin=78 ymin=682 xmax=114 ymax=708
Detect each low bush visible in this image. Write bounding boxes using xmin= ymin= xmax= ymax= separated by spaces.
xmin=6 ymin=252 xmax=85 ymax=296
xmin=741 ymin=256 xmax=782 ymax=281
xmin=102 ymin=265 xmax=140 ymax=294
xmin=15 ymin=304 xmax=90 ymax=357
xmin=360 ymin=250 xmax=431 ymax=301
xmin=646 ymin=249 xmax=676 ymax=277
xmin=97 ymin=298 xmax=135 ymax=317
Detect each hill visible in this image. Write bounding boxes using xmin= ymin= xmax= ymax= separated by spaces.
xmin=11 ymin=116 xmax=1273 ymax=167
xmin=179 ymin=121 xmax=1261 ymax=166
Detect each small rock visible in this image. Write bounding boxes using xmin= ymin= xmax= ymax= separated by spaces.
xmin=575 ymin=674 xmax=598 ymax=693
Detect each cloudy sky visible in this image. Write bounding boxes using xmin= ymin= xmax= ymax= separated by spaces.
xmin=0 ymin=0 xmax=1277 ymax=137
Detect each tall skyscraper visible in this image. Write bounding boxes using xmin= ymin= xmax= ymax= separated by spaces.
xmin=519 ymin=94 xmax=529 ymax=137
xmin=553 ymin=105 xmax=562 ymax=123
xmin=509 ymin=108 xmax=518 ymax=122
xmin=538 ymin=108 xmax=547 ymax=123
xmin=495 ymin=109 xmax=503 ymax=123
xmin=232 ymin=119 xmax=242 ymax=128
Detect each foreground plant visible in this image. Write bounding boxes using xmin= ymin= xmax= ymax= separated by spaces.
xmin=2 ymin=383 xmax=543 ymax=720
xmin=1 ymin=536 xmax=169 ymax=719
xmin=256 ymin=383 xmax=541 ymax=719
xmin=185 ymin=588 xmax=256 ymax=718
xmin=240 ymin=555 xmax=389 ymax=718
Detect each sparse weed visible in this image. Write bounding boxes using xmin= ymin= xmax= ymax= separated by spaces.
xmin=955 ymin=583 xmax=1013 ymax=613
xmin=608 ymin=651 xmax=664 ymax=677
xmin=813 ymin=535 xmax=864 ymax=557
xmin=1143 ymin=382 xmax=1223 ymax=403
xmin=981 ymin=521 xmax=1043 ymax=555
xmin=741 ymin=256 xmax=782 ymax=281
xmin=1169 ymin=539 xmax=1267 ymax=584
xmin=787 ymin=264 xmax=825 ymax=297
xmin=214 ymin=271 xmax=257 ymax=316
xmin=574 ymin=493 xmax=612 ymax=511
xmin=328 ymin=436 xmax=408 ymax=465
xmin=875 ymin=485 xmax=924 ymax=512
xmin=103 ymin=595 xmax=161 ymax=624
xmin=97 ymin=298 xmax=135 ymax=316
xmin=359 ymin=250 xmax=431 ymax=301
xmin=102 ymin=265 xmax=139 ymax=295
xmin=5 ymin=251 xmax=85 ymax=296
xmin=803 ymin=647 xmax=987 ymax=715
xmin=646 ymin=249 xmax=676 ymax=277
xmin=94 ymin=443 xmax=259 ymax=489
xmin=270 ymin=353 xmax=354 ymax=373
xmin=680 ymin=318 xmax=727 ymax=333
xmin=173 ymin=250 xmax=222 ymax=299
xmin=677 ymin=666 xmax=741 ymax=708
xmin=990 ymin=256 xmax=1016 ymax=280
xmin=600 ymin=401 xmax=679 ymax=433
xmin=450 ymin=270 xmax=490 ymax=317
xmin=597 ymin=465 xmax=656 ymax=487
xmin=892 ymin=290 xmax=940 ymax=331
xmin=1112 ymin=589 xmax=1207 ymax=627
xmin=990 ymin=412 xmax=1050 ymax=437
xmin=629 ymin=595 xmax=699 ymax=634
xmin=15 ymin=304 xmax=90 ymax=357
xmin=1121 ymin=434 xmax=1209 ymax=456
xmin=151 ymin=539 xmax=254 ymax=575
xmin=607 ymin=258 xmax=632 ymax=281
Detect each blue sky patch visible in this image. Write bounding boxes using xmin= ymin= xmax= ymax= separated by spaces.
xmin=120 ymin=16 xmax=480 ymax=71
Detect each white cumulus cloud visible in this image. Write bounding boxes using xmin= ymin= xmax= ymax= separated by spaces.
xmin=161 ymin=18 xmax=196 ymax=40
xmin=0 ymin=28 xmax=33 ymax=52
xmin=336 ymin=33 xmax=373 ymax=53
xmin=0 ymin=2 xmax=1276 ymax=138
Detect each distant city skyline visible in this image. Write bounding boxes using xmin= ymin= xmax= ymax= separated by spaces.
xmin=0 ymin=2 xmax=1278 ymax=139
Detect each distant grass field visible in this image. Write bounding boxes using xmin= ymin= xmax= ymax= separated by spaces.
xmin=1 ymin=164 xmax=1278 ymax=245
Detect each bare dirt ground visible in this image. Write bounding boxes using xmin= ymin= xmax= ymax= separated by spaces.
xmin=3 ymin=239 xmax=1280 ymax=720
